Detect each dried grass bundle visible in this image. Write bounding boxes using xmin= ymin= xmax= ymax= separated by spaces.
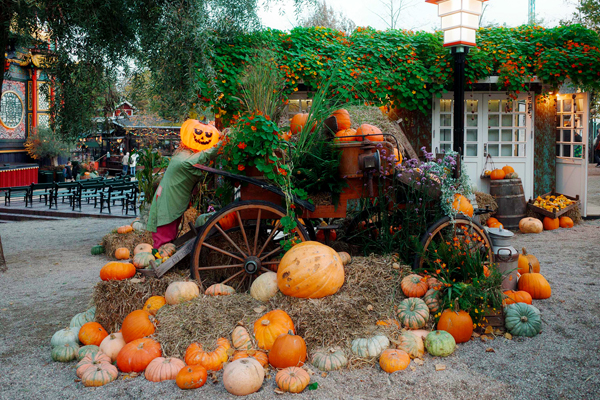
xmin=101 ymin=230 xmax=153 ymax=258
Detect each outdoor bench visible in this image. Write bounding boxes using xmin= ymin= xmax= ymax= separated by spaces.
xmin=99 ymin=183 xmax=137 ymax=214
xmin=1 ymin=186 xmax=30 ymax=206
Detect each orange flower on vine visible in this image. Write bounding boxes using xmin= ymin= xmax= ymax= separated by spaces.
xmin=237 ymin=165 xmax=245 ymax=171
xmin=237 ymin=142 xmax=247 ymax=150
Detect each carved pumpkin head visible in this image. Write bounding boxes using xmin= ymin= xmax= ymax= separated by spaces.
xmin=180 ymin=120 xmax=220 ymax=152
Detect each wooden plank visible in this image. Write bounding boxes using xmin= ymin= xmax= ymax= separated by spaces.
xmin=396 ymin=124 xmax=418 ymax=160
xmin=154 ymin=238 xmax=195 ymax=278
xmin=0 ymin=235 xmax=6 ymax=273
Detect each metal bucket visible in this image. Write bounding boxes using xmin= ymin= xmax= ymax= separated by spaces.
xmin=489 ymin=178 xmax=527 ymax=230
xmin=488 ymin=227 xmax=519 ymax=291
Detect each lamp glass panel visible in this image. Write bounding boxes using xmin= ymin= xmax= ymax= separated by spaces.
xmin=463 ymin=12 xmax=480 ymax=29
xmin=441 ymin=13 xmax=462 ymax=29
xmin=464 ymin=0 xmax=483 ymax=13
xmin=444 ymin=28 xmax=461 ymax=44
xmin=462 ymin=28 xmax=476 ymax=44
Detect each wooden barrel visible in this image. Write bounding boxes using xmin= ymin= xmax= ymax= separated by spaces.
xmin=489 ymin=178 xmax=527 ymax=230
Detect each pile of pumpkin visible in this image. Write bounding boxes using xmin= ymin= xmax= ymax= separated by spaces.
xmin=483 ymin=165 xmax=519 ymax=180
xmin=99 ymin=242 xmax=177 ymax=278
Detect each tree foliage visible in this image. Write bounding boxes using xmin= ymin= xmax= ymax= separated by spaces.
xmin=299 ymin=1 xmax=356 ymax=35
xmin=568 ymin=0 xmax=600 ymax=33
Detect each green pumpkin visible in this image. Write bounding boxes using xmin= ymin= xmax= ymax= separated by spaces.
xmin=351 ymin=335 xmax=390 ymax=358
xmin=505 ymin=303 xmax=542 ymax=337
xmin=78 ymin=345 xmax=100 ymax=360
xmin=312 ymin=348 xmax=348 ymax=371
xmin=133 ymin=251 xmax=155 ymax=268
xmin=70 ymin=307 xmax=96 ymax=328
xmin=425 ymin=330 xmax=456 ymax=357
xmin=396 ymin=298 xmax=430 ymax=329
xmin=52 ymin=343 xmax=80 ymax=362
xmin=51 ymin=327 xmax=80 ymax=347
xmin=91 ymin=245 xmax=105 ymax=255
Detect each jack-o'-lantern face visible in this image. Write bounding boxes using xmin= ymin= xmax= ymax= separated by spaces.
xmin=180 ymin=119 xmax=220 ymax=152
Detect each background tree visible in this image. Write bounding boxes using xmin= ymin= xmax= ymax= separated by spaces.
xmin=299 ymin=1 xmax=356 ymax=35
xmin=566 ymin=0 xmax=600 ymax=32
xmin=372 ymin=0 xmax=420 ymax=30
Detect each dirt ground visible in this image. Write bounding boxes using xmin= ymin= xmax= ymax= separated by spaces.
xmin=1 ymin=218 xmax=599 ymax=400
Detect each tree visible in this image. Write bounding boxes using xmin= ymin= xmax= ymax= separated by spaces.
xmin=299 ymin=1 xmax=356 ymax=35
xmin=567 ymin=0 xmax=600 ymax=32
xmin=24 ymin=127 xmax=73 ymax=166
xmin=372 ymin=0 xmax=420 ymax=30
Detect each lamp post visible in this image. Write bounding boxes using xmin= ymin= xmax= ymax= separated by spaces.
xmin=426 ymin=0 xmax=488 ymax=156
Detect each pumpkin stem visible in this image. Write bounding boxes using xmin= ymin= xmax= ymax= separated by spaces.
xmin=520 ymin=316 xmax=528 ymax=323
xmin=261 ymin=320 xmax=270 ymax=326
xmin=522 ymin=247 xmax=528 ymax=256
xmin=528 ymin=262 xmax=533 ymax=274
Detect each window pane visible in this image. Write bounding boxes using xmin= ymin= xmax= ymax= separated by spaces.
xmin=488 ymin=114 xmax=499 ymax=127
xmin=488 ymin=100 xmax=500 ymax=112
xmin=557 ymin=100 xmax=562 ymax=113
xmin=556 ymin=144 xmax=561 ymax=156
xmin=501 ymin=129 xmax=512 ymax=142
xmin=574 ymin=130 xmax=583 ymax=143
xmin=574 ymin=115 xmax=582 ymax=128
xmin=515 ymin=129 xmax=526 ymax=142
xmin=440 ymin=128 xmax=452 ymax=142
xmin=440 ymin=114 xmax=452 ymax=127
xmin=574 ymin=145 xmax=583 ymax=158
xmin=466 ymin=129 xmax=477 ymax=142
xmin=501 ymin=144 xmax=513 ymax=156
xmin=515 ymin=114 xmax=526 ymax=127
xmin=575 ymin=98 xmax=584 ymax=113
xmin=0 ymin=92 xmax=24 ymax=128
xmin=502 ymin=100 xmax=513 ymax=113
xmin=563 ymin=99 xmax=572 ymax=113
xmin=563 ymin=145 xmax=571 ymax=157
xmin=488 ymin=129 xmax=499 ymax=141
xmin=517 ymin=99 xmax=526 ymax=112
xmin=515 ymin=144 xmax=526 ymax=156
xmin=466 ymin=99 xmax=478 ymax=113
xmin=466 ymin=115 xmax=478 ymax=127
xmin=563 ymin=115 xmax=572 ymax=127
xmin=562 ymin=130 xmax=571 ymax=142
xmin=440 ymin=99 xmax=452 ymax=112
xmin=466 ymin=144 xmax=477 ymax=156
xmin=441 ymin=143 xmax=451 ymax=152
xmin=555 ymin=130 xmax=561 ymax=142
xmin=488 ymin=144 xmax=499 ymax=156
xmin=501 ymin=115 xmax=512 ymax=127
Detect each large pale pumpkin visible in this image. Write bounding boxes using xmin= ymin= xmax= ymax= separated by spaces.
xmin=250 ymin=272 xmax=279 ymax=301
xmin=396 ymin=298 xmax=430 ymax=329
xmin=121 ymin=310 xmax=155 ymax=343
xmin=99 ymin=332 xmax=126 ymax=362
xmin=519 ymin=217 xmax=543 ymax=234
xmin=134 ymin=243 xmax=153 ymax=255
xmin=351 ymin=335 xmax=390 ymax=358
xmin=277 ymin=241 xmax=344 ymax=298
xmin=165 ymin=281 xmax=200 ymax=304
xmin=145 ymin=357 xmax=186 ymax=382
xmin=222 ymin=358 xmax=265 ymax=396
xmin=180 ymin=119 xmax=220 ymax=152
xmin=311 ymin=348 xmax=348 ymax=371
xmin=254 ymin=309 xmax=295 ymax=350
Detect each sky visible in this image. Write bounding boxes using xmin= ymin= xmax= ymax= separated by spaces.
xmin=258 ymin=0 xmax=579 ymax=32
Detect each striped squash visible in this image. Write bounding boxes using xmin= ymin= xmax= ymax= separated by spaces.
xmin=396 ymin=331 xmax=424 ymax=359
xmin=396 ymin=298 xmax=429 ymax=329
xmin=423 ymin=288 xmax=441 ymax=314
xmin=311 ymin=348 xmax=347 ymax=371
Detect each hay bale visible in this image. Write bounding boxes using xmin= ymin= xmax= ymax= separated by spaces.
xmin=179 ymin=207 xmax=200 ymax=236
xmin=92 ymin=270 xmax=188 ymax=332
xmin=475 ymin=191 xmax=498 ymax=226
xmin=101 ymin=230 xmax=153 ymax=258
xmin=155 ymin=255 xmax=409 ymax=358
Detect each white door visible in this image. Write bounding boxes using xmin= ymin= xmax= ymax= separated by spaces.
xmin=432 ymin=93 xmax=534 ymax=200
xmin=556 ymin=93 xmax=588 ymax=216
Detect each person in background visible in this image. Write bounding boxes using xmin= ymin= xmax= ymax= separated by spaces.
xmin=129 ymin=152 xmax=138 ymax=177
xmin=122 ymin=152 xmax=130 ymax=176
xmin=65 ymin=161 xmax=73 ymax=181
xmin=72 ymin=161 xmax=80 ymax=180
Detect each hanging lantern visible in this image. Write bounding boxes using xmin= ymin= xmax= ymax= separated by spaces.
xmin=426 ymin=0 xmax=488 ymax=47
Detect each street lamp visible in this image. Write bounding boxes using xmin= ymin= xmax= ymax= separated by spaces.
xmin=426 ymin=0 xmax=488 ymax=155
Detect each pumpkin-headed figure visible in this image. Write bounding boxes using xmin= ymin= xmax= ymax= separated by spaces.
xmin=180 ymin=120 xmax=221 ymax=152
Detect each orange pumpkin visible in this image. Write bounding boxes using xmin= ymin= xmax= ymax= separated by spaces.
xmin=490 ymin=169 xmax=506 ymax=180
xmin=145 ymin=357 xmax=186 ymax=382
xmin=502 ymin=290 xmax=533 ymax=306
xmin=116 ymin=338 xmax=162 ymax=373
xmin=356 ymin=124 xmax=383 ymax=141
xmin=117 ymin=225 xmax=133 ymax=234
xmin=559 ymin=216 xmax=574 ymax=228
xmin=502 ymin=165 xmax=515 ymax=175
xmin=393 ymin=148 xmax=403 ymax=165
xmin=254 ymin=310 xmax=295 ymax=350
xmin=277 ymin=241 xmax=344 ymax=299
xmin=180 ymin=119 xmax=220 ymax=152
xmin=218 ymin=211 xmax=237 ymax=231
xmin=232 ymin=350 xmax=269 ymax=368
xmin=401 ymin=274 xmax=428 ymax=298
xmin=121 ymin=310 xmax=155 ymax=343
xmin=543 ymin=217 xmax=559 ymax=230
xmin=518 ymin=248 xmax=540 ymax=275
xmin=290 ymin=113 xmax=313 ymax=135
xmin=489 ymin=222 xmax=504 ymax=229
xmin=99 ymin=262 xmax=136 ymax=281
xmin=176 ymin=365 xmax=208 ymax=389
xmin=276 ymin=367 xmax=310 ymax=393
xmin=268 ymin=330 xmax=307 ymax=369
xmin=115 ymin=247 xmax=130 ymax=260
xmin=436 ymin=309 xmax=473 ymax=344
xmin=78 ymin=322 xmax=109 ymax=346
xmin=518 ymin=265 xmax=551 ymax=299
xmin=331 ymin=108 xmax=351 ymax=130
xmin=486 ymin=217 xmax=499 ymax=227
xmin=142 ymin=296 xmax=166 ymax=316
xmin=451 ymin=194 xmax=474 ymax=217
xmin=184 ymin=338 xmax=231 ymax=371
xmin=316 ymin=229 xmax=337 ymax=242
xmin=334 ymin=128 xmax=360 ymax=142
xmin=379 ymin=349 xmax=410 ymax=373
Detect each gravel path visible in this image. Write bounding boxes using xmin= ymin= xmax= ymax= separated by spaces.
xmin=1 ymin=218 xmax=599 ymax=400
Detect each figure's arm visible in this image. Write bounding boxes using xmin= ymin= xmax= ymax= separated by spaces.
xmin=185 ymin=143 xmax=221 ymax=175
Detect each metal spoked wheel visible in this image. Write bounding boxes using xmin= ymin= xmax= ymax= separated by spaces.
xmin=413 ymin=216 xmax=493 ymax=270
xmin=190 ymin=200 xmax=309 ymax=291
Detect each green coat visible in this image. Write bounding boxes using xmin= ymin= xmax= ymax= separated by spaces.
xmin=147 ymin=147 xmax=218 ymax=232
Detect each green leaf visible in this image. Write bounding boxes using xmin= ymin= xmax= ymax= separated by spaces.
xmin=308 ymin=382 xmax=318 ymax=391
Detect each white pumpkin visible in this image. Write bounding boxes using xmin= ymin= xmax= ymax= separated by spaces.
xmin=131 ymin=221 xmax=145 ymax=231
xmin=99 ymin=332 xmax=126 ymax=362
xmin=51 ymin=327 xmax=80 ymax=347
xmin=222 ymin=358 xmax=265 ymax=396
xmin=165 ymin=281 xmax=200 ymax=305
xmin=250 ymin=272 xmax=279 ymax=302
xmin=351 ymin=335 xmax=390 ymax=358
